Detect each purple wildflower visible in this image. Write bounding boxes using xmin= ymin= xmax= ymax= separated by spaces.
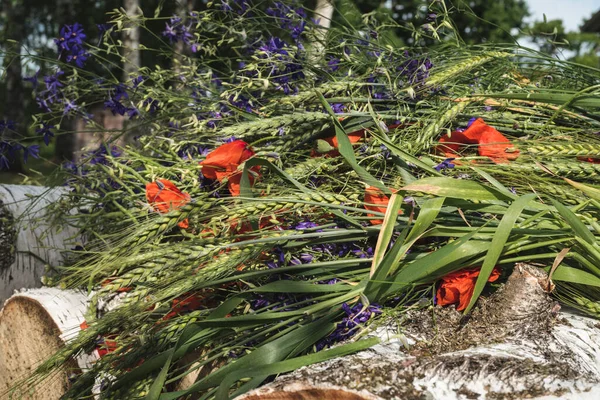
xmin=132 ymin=75 xmax=145 ymax=88
xmin=55 ymin=23 xmax=90 ymax=67
xmin=22 ymin=145 xmax=40 ymax=163
xmin=143 ymin=98 xmax=160 ymax=115
xmin=0 ymin=120 xmax=16 ymax=132
xmin=327 ymin=57 xmax=340 ymax=72
xmin=43 ymin=70 xmax=65 ymax=93
xmin=63 ymin=98 xmax=78 ymax=115
xmin=36 ymin=122 xmax=55 ymax=146
xmin=162 ymin=16 xmax=195 ymax=48
xmin=434 ymin=158 xmax=455 ymax=172
xmin=316 ymin=302 xmax=382 ymax=350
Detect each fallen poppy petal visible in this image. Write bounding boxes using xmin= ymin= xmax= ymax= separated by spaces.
xmin=364 ymin=186 xmax=402 ymax=225
xmin=436 ymin=266 xmax=500 ymax=311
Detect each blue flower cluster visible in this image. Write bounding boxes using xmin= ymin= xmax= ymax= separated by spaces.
xmin=54 ymin=23 xmax=90 ymax=68
xmin=316 ymin=302 xmax=382 ymax=350
xmin=104 ymin=83 xmax=139 ymax=118
xmin=162 ymin=15 xmax=199 ymax=52
xmin=254 ymin=37 xmax=305 ymax=94
xmin=434 ymin=158 xmax=455 ymax=172
xmin=0 ymin=121 xmax=41 ymax=169
xmin=397 ymin=52 xmax=433 ymax=86
xmin=266 ymin=1 xmax=307 ymax=41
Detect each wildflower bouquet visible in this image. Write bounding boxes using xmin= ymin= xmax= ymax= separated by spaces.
xmin=6 ymin=0 xmax=600 ymax=399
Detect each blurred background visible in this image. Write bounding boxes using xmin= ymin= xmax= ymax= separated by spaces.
xmin=1 ymin=0 xmax=598 ymax=184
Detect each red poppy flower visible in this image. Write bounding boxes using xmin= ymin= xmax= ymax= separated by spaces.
xmin=145 ymin=179 xmax=191 ymax=228
xmin=312 ymin=130 xmax=365 ymax=157
xmin=364 ymin=186 xmax=402 ymax=225
xmin=96 ymin=338 xmax=118 ymax=358
xmin=436 ymin=266 xmax=501 ymax=311
xmin=437 ymin=118 xmax=519 ymax=164
xmin=163 ymin=293 xmax=205 ymax=320
xmin=79 ymin=321 xmax=118 ymax=358
xmin=199 ymin=140 xmax=260 ymax=196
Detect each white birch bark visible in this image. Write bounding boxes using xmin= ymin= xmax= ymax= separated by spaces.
xmin=311 ymin=0 xmax=335 ymax=62
xmin=238 ymin=265 xmax=600 ymax=400
xmin=122 ymin=0 xmax=142 ymax=82
xmin=0 ymin=185 xmax=77 ymax=304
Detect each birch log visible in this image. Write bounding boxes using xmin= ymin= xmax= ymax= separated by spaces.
xmin=238 ymin=264 xmax=600 ymax=400
xmin=0 ymin=184 xmax=77 ymax=304
xmin=0 ymin=288 xmax=91 ymax=399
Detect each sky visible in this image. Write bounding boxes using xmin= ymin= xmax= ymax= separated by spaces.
xmin=525 ymin=0 xmax=599 ymax=31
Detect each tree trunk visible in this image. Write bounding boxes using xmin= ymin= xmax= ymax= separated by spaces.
xmin=173 ymin=0 xmax=195 ymax=74
xmin=238 ymin=265 xmax=600 ymax=400
xmin=1 ymin=0 xmax=26 ymax=173
xmin=0 ymin=185 xmax=78 ymax=304
xmin=122 ymin=0 xmax=141 ymax=82
xmin=311 ymin=0 xmax=335 ymax=63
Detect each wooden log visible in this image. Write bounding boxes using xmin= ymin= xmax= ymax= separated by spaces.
xmin=0 ymin=184 xmax=77 ymax=304
xmin=238 ymin=264 xmax=600 ymax=400
xmin=0 ymin=288 xmax=91 ymax=399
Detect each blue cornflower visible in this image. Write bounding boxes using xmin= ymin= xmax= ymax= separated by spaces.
xmin=132 ymin=75 xmax=145 ymax=88
xmin=104 ymin=98 xmax=128 ymax=116
xmin=63 ymin=98 xmax=78 ymax=115
xmin=43 ymin=70 xmax=65 ymax=94
xmin=55 ymin=23 xmax=90 ymax=67
xmin=315 ymin=302 xmax=382 ymax=350
xmin=0 ymin=120 xmax=16 ymax=132
xmin=162 ymin=16 xmax=194 ymax=45
xmin=327 ymin=57 xmax=340 ymax=72
xmin=89 ymin=145 xmax=121 ymax=165
xmin=55 ymin=23 xmax=86 ymax=51
xmin=434 ymin=158 xmax=456 ymax=172
xmin=331 ymin=103 xmax=345 ymax=114
xmin=22 ymin=145 xmax=40 ymax=163
xmin=266 ymin=2 xmax=307 ymax=41
xmin=36 ymin=122 xmax=55 ymax=146
xmin=66 ymin=46 xmax=89 ymax=68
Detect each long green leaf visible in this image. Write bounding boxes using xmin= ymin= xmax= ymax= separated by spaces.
xmin=464 ymin=193 xmax=536 ymax=314
xmin=251 ymin=281 xmax=351 ymax=293
xmin=551 ymin=199 xmax=596 ymax=245
xmin=215 ymin=337 xmax=380 ymax=400
xmin=550 ymin=263 xmax=600 ymax=287
xmin=402 ymin=177 xmax=512 ymax=201
xmin=379 ymin=230 xmax=486 ymax=299
xmin=370 ymin=193 xmax=404 ymax=277
xmin=160 ymin=316 xmax=338 ymax=399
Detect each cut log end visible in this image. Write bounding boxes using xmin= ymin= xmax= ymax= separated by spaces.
xmin=0 ymin=297 xmax=75 ymax=399
xmin=0 ymin=289 xmax=89 ymax=400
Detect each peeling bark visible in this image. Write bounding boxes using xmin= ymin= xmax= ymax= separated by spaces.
xmin=238 ymin=265 xmax=600 ymax=400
